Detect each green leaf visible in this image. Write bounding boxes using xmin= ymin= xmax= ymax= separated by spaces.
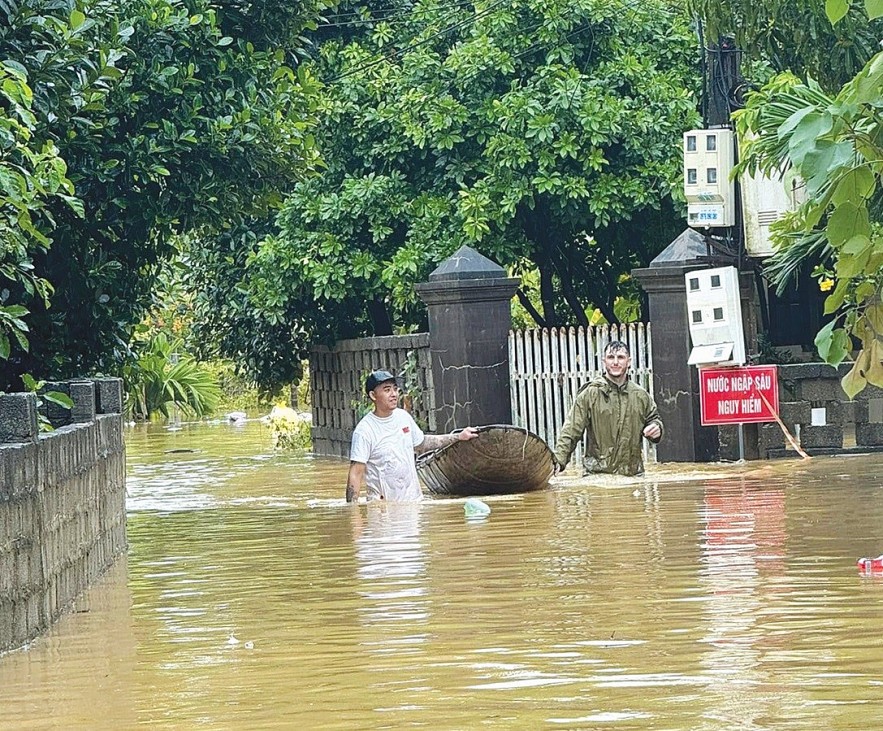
xmin=827 ymin=202 xmax=870 ymax=247
xmin=825 ymin=0 xmax=850 ymax=24
xmin=815 ymin=320 xmax=849 ymax=364
xmin=849 ymin=52 xmax=883 ymax=105
xmin=69 ymin=9 xmax=85 ymax=29
xmin=866 ymin=0 xmax=883 ymax=19
xmin=60 ymin=194 xmax=85 ymax=217
xmin=788 ymin=113 xmax=833 ymax=168
xmin=21 ymin=374 xmax=39 ymax=391
xmin=44 ymin=391 xmax=74 ymax=409
xmin=842 ymin=234 xmax=872 ymax=254
xmin=0 ymin=333 xmax=9 ymax=360
xmin=803 ymin=140 xmax=854 ymax=196
xmin=824 ymin=277 xmax=850 ymax=313
xmin=777 ymin=107 xmax=814 ymax=139
xmin=832 ymin=166 xmax=876 ymax=206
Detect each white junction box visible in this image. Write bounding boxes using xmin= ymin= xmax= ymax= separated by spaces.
xmin=741 ymin=169 xmax=805 ymax=258
xmin=685 ymin=265 xmax=745 ymax=366
xmin=683 ymin=128 xmax=736 ymax=228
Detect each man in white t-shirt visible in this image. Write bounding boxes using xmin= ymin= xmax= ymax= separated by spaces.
xmin=346 ymin=369 xmax=479 ymax=503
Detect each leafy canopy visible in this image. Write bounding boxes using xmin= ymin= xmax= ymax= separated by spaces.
xmin=213 ymin=0 xmax=699 ymax=388
xmin=0 ymin=0 xmax=324 ymax=389
xmin=734 ymin=0 xmax=883 ymax=397
xmin=0 ymin=60 xmax=77 ymax=363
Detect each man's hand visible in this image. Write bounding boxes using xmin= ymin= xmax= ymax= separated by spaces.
xmin=458 ymin=426 xmax=480 ymax=441
xmin=642 ymin=422 xmax=661 ymax=440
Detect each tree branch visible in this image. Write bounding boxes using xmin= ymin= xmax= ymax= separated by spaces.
xmin=516 ymin=287 xmax=546 ymax=328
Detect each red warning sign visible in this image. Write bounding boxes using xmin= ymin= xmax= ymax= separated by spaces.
xmin=699 ymin=365 xmax=779 ymax=426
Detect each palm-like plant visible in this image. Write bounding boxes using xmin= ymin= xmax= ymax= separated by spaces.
xmin=125 ymin=333 xmax=221 ymax=420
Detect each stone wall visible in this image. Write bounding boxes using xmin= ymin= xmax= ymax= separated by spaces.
xmin=310 ymin=335 xmax=435 ymax=457
xmin=719 ymin=363 xmax=883 ymax=459
xmin=0 ymin=378 xmax=126 ymax=654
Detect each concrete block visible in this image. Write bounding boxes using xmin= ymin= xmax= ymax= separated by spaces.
xmin=778 ymin=378 xmax=799 ymax=402
xmin=12 ymin=596 xmax=28 ymax=645
xmin=798 ymin=378 xmax=846 ymax=402
xmin=5 ymin=444 xmax=38 ymax=499
xmin=801 ymin=425 xmax=843 ymax=449
xmin=826 ymin=400 xmax=867 ymax=425
xmin=0 ymin=598 xmax=13 ymax=653
xmin=39 ymin=382 xmax=72 ymax=427
xmin=0 ymin=447 xmax=11 ymax=502
xmin=0 ymin=550 xmax=13 ymax=596
xmin=759 ymin=424 xmax=785 ymax=453
xmin=856 ymin=423 xmax=883 ymax=446
xmin=779 ymin=363 xmax=841 ymax=380
xmin=779 ymin=401 xmax=812 ymax=424
xmin=0 ymin=393 xmax=38 ymax=444
xmin=95 ymin=378 xmax=123 ymax=415
xmin=68 ymin=381 xmax=96 ymax=423
xmin=852 ymin=382 xmax=883 ymax=400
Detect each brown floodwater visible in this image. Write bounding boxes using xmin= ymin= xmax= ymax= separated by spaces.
xmin=3 ymin=419 xmax=883 ymax=730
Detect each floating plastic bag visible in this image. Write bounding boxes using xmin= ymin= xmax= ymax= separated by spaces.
xmin=464 ymin=498 xmax=491 ymax=518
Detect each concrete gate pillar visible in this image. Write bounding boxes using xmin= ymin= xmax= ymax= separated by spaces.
xmin=416 ymin=246 xmax=519 ymax=431
xmin=632 ymin=229 xmax=720 ymax=463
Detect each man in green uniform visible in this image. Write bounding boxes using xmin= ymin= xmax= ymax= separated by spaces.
xmin=553 ymin=340 xmax=663 ymax=476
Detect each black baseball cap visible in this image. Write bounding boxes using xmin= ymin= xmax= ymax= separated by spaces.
xmin=365 ymin=369 xmax=397 ymax=394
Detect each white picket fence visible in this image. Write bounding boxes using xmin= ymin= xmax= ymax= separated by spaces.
xmin=508 ymin=323 xmax=654 ymax=467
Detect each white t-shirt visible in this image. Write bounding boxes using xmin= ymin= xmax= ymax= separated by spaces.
xmin=350 ymin=409 xmax=426 ymax=502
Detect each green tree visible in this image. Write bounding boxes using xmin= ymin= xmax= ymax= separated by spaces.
xmin=0 ymin=60 xmax=79 ymax=362
xmin=0 ymin=0 xmax=323 ymax=390
xmin=216 ymin=0 xmax=698 ymax=388
xmin=734 ymin=0 xmax=883 ymax=396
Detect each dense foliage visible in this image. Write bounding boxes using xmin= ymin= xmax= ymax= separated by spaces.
xmin=734 ymin=0 xmax=883 ymax=396
xmin=0 ymin=60 xmax=77 ymax=363
xmin=0 ymin=0 xmax=325 ymax=390
xmin=194 ymin=0 xmax=699 ymax=389
xmin=689 ymin=0 xmax=882 ymax=90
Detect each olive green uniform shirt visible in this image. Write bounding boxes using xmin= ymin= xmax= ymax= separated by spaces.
xmin=553 ymin=376 xmax=663 ymax=477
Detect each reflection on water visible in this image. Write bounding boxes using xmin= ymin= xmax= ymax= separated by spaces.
xmin=3 ymin=421 xmax=883 ymax=729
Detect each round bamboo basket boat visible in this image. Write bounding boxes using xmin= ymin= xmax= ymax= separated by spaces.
xmin=417 ymin=424 xmax=555 ymax=496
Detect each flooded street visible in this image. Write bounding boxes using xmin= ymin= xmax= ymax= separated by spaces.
xmin=3 ymin=420 xmax=883 ymax=729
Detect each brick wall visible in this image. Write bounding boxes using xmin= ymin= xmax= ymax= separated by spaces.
xmin=0 ymin=378 xmax=126 ymax=654
xmin=310 ymin=335 xmax=435 ymax=457
xmin=730 ymin=363 xmax=883 ymax=458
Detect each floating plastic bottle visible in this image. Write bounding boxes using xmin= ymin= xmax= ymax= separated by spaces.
xmin=856 ymin=555 xmax=883 ymax=573
xmin=464 ymin=498 xmax=491 ymax=518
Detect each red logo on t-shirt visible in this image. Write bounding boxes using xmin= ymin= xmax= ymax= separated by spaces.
xmin=402 ymin=426 xmax=410 ymax=433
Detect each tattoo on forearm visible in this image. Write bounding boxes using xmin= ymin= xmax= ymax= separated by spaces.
xmin=346 ymin=484 xmax=358 ymax=502
xmin=418 ymin=433 xmax=458 ymax=453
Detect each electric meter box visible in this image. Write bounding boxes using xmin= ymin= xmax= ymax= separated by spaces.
xmin=685 ymin=265 xmax=746 ymax=366
xmin=683 ymin=129 xmax=736 ymax=228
